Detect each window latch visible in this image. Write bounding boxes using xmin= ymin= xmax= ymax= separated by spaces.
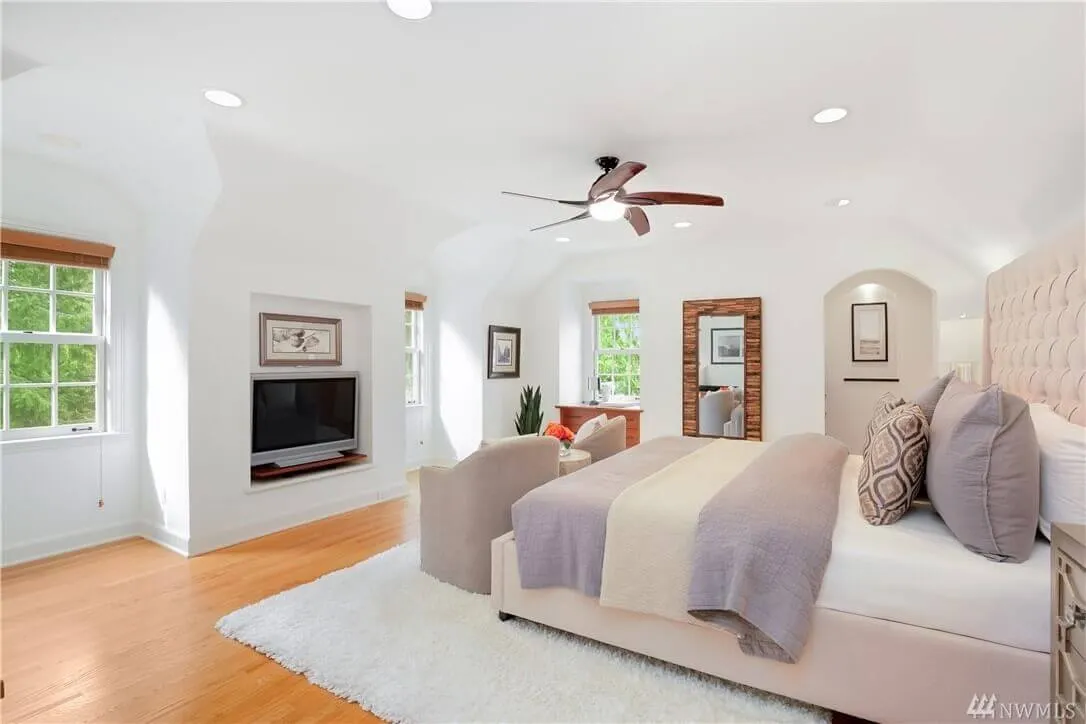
xmin=70 ymin=426 xmax=93 ymax=432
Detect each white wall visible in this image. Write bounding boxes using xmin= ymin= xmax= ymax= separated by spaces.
xmin=0 ymin=154 xmax=146 ymax=565
xmin=1 ymin=67 xmax=223 ymax=557
xmin=482 ymin=295 xmax=530 ymax=440
xmin=183 ymin=133 xmax=462 ymax=555
xmin=426 ymin=226 xmax=543 ymax=461
xmin=522 ymin=227 xmax=980 ymax=444
xmin=405 ymin=403 xmax=432 ymax=469
xmin=2 ymin=125 xmax=464 ymax=562
xmin=823 ymin=270 xmax=937 ymax=452
xmin=430 ymin=283 xmax=487 ymax=462
xmin=939 ymin=317 xmax=984 ymax=382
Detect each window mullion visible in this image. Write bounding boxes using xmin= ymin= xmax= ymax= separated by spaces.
xmin=2 ymin=341 xmax=6 ymax=431
xmin=49 ymin=265 xmax=56 ymax=334
xmin=97 ymin=337 xmax=105 ymax=430
xmin=52 ymin=342 xmax=59 ymax=427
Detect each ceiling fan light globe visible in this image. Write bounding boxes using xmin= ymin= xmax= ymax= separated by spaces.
xmin=386 ymin=0 xmax=432 ymax=20
xmin=589 ymin=198 xmax=626 ymax=222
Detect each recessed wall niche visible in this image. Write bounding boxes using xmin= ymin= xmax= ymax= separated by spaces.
xmin=249 ymin=292 xmax=373 ymax=478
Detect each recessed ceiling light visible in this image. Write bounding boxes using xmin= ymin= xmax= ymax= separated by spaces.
xmin=387 ymin=0 xmax=432 ymax=20
xmin=555 ymin=236 xmax=570 ymax=243
xmin=959 ymin=313 xmax=967 ymax=319
xmin=835 ymin=198 xmax=851 ymax=207
xmin=673 ymin=221 xmax=693 ymax=229
xmin=813 ymin=107 xmax=848 ymax=124
xmin=203 ymin=89 xmax=244 ymax=108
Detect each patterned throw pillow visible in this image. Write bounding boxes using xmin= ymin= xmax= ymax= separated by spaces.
xmin=863 ymin=392 xmax=906 ymax=457
xmin=858 ymin=403 xmax=930 ymax=525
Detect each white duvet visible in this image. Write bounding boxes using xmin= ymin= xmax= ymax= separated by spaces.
xmin=817 ymin=455 xmax=1051 ymax=653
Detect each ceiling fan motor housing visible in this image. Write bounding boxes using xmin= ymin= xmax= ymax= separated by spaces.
xmin=594 ymin=155 xmax=621 ymax=173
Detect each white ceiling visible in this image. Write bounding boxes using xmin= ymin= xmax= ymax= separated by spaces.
xmin=2 ymin=1 xmax=1083 ymax=276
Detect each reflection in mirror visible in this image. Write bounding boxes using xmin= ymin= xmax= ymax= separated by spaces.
xmin=697 ymin=315 xmax=745 ymax=438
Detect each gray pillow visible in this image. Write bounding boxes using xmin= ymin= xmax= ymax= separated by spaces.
xmin=909 ymin=371 xmax=956 ymax=500
xmin=863 ymin=392 xmax=906 ymax=457
xmin=926 ymin=378 xmax=1040 ymax=563
xmin=912 ymin=371 xmax=955 ymax=425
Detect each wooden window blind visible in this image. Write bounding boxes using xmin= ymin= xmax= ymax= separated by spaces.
xmin=405 ymin=292 xmax=427 ymax=311
xmin=589 ymin=299 xmax=639 ymax=315
xmin=1 ymin=228 xmax=115 ymax=270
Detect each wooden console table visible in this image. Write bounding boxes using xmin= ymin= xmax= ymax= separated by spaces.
xmin=556 ymin=404 xmax=641 ymax=448
xmin=251 ymin=452 xmax=368 ymax=482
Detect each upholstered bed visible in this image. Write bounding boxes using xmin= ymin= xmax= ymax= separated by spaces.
xmin=984 ymin=231 xmax=1085 ymax=425
xmin=491 ymin=233 xmax=1083 ymax=723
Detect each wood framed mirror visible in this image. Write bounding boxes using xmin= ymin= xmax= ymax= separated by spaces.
xmin=682 ymin=297 xmax=762 ymax=440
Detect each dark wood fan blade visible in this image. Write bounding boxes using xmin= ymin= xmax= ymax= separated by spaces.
xmin=621 ymin=191 xmax=724 ymax=207
xmin=625 ymin=207 xmax=650 ymax=236
xmin=502 ymin=191 xmax=589 ymax=207
xmin=588 ymin=161 xmax=647 ymax=200
xmin=530 ymin=210 xmax=591 ymax=232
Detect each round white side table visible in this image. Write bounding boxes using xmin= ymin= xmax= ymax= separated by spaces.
xmin=558 ymin=448 xmax=592 ymax=476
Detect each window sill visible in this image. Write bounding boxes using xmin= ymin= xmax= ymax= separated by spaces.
xmin=1 ymin=430 xmax=126 ymax=452
xmin=406 ymin=402 xmax=428 ymax=409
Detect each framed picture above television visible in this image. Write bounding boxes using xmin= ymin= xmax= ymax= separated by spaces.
xmin=487 ymin=324 xmax=521 ymax=379
xmin=259 ymin=312 xmax=342 ymax=366
xmin=851 ymin=302 xmax=888 ymax=362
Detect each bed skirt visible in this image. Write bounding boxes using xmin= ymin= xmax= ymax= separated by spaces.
xmin=491 ymin=531 xmax=1047 ymax=724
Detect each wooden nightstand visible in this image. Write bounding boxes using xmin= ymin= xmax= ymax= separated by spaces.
xmin=1052 ymin=523 xmax=1086 ymax=723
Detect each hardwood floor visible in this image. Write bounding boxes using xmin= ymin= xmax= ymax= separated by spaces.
xmin=1 ymin=493 xmax=417 ymax=723
xmin=2 ymin=473 xmax=868 ymax=724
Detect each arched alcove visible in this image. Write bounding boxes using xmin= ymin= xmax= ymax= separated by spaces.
xmin=823 ymin=269 xmax=937 ymax=452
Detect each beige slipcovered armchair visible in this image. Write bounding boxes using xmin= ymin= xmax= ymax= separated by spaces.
xmin=572 ymin=415 xmax=626 ymax=462
xmin=419 ymin=435 xmax=559 ymax=594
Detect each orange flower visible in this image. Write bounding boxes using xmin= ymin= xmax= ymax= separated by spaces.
xmin=543 ymin=422 xmax=575 ymax=443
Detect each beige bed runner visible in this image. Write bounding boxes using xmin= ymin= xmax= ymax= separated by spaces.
xmin=599 ymin=438 xmax=765 ymax=622
xmin=599 ymin=434 xmax=848 ymax=663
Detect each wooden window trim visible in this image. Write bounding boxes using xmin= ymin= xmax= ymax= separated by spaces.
xmin=1 ymin=228 xmax=115 ymax=270
xmin=405 ymin=291 xmax=427 ymax=311
xmin=589 ymin=299 xmax=639 ymax=315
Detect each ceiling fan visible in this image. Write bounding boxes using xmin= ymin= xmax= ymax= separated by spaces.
xmin=502 ymin=156 xmax=724 ymax=237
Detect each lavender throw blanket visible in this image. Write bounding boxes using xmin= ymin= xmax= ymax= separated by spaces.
xmin=511 ymin=436 xmax=711 ymax=596
xmin=686 ymin=433 xmax=848 ymax=663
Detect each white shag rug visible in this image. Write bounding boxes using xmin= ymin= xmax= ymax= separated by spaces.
xmin=217 ymin=541 xmax=828 ymax=723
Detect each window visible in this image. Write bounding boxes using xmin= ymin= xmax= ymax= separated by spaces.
xmin=594 ymin=312 xmax=641 ymax=400
xmin=1 ymin=260 xmax=105 ymax=439
xmin=405 ymin=308 xmax=424 ymax=405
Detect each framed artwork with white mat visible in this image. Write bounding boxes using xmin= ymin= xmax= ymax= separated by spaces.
xmin=259 ymin=312 xmax=342 ymax=366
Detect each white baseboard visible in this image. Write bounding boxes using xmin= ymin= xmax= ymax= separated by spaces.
xmin=1 ymin=483 xmax=407 ymax=566
xmin=187 ymin=480 xmax=408 ymax=556
xmin=2 ymin=522 xmax=140 ymax=567
xmin=138 ymin=521 xmax=191 ymax=557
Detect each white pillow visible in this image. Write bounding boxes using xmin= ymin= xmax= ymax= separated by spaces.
xmin=573 ymin=413 xmax=609 ymax=444
xmin=1029 ymin=403 xmax=1086 ymax=540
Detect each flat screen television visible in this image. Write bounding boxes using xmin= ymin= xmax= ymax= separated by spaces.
xmin=251 ymin=372 xmax=360 ymax=467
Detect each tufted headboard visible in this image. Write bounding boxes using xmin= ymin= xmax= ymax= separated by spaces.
xmin=984 ymin=232 xmax=1085 ymax=426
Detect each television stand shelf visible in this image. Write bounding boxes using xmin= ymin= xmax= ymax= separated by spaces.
xmin=251 ymin=452 xmax=369 ymax=482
